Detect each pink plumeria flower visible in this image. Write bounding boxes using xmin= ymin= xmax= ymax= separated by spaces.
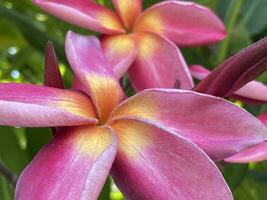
xmin=33 ymin=0 xmax=226 ymax=91
xmin=2 ymin=32 xmax=266 ymax=200
xmin=191 ymin=37 xmax=267 ymax=104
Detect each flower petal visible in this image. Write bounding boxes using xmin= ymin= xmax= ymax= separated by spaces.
xmin=110 ymin=89 xmax=267 ymax=160
xmin=193 ymin=37 xmax=267 ymax=97
xmin=128 ymin=32 xmax=193 ymax=91
xmin=224 ymin=142 xmax=267 ymax=163
xmin=110 ymin=120 xmax=233 ymax=200
xmin=16 ymin=125 xmax=117 ymax=200
xmin=33 ymin=0 xmax=125 ymax=34
xmin=224 ymin=112 xmax=267 ymax=163
xmin=101 ymin=34 xmax=138 ymax=78
xmin=66 ymin=32 xmax=124 ymax=123
xmin=133 ymin=1 xmax=226 ymax=46
xmin=112 ymin=0 xmax=142 ymax=29
xmin=0 ymin=83 xmax=97 ymax=127
xmin=191 ymin=65 xmax=267 ymax=104
xmin=44 ymin=41 xmax=64 ymax=89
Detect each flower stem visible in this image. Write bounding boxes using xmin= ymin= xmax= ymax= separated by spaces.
xmin=0 ymin=160 xmax=17 ymax=187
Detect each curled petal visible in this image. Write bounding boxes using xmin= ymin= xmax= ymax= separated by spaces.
xmin=110 ymin=89 xmax=267 ymax=160
xmin=0 ymin=83 xmax=97 ymax=127
xmin=66 ymin=32 xmax=124 ymax=123
xmin=129 ymin=32 xmax=193 ymax=91
xmin=133 ymin=1 xmax=226 ymax=46
xmin=44 ymin=41 xmax=64 ymax=89
xmin=16 ymin=126 xmax=117 ymax=200
xmin=33 ymin=0 xmax=125 ymax=34
xmin=112 ymin=0 xmax=142 ymax=29
xmin=101 ymin=34 xmax=138 ymax=78
xmin=191 ymin=65 xmax=267 ymax=104
xmin=193 ymin=37 xmax=267 ymax=97
xmin=110 ymin=120 xmax=233 ymax=200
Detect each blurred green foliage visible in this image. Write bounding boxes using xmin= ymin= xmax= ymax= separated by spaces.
xmin=0 ymin=0 xmax=267 ymax=199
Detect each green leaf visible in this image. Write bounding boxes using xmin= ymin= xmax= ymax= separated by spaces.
xmin=223 ymin=163 xmax=248 ymax=191
xmin=0 ymin=126 xmax=29 ymax=197
xmin=0 ymin=176 xmax=12 ymax=200
xmin=0 ymin=127 xmax=28 ymax=174
xmin=0 ymin=7 xmax=65 ymax=62
xmin=25 ymin=128 xmax=52 ymax=159
xmin=241 ymin=0 xmax=267 ymax=36
xmin=234 ymin=172 xmax=267 ymax=200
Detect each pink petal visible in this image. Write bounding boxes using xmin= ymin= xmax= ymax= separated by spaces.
xmin=101 ymin=34 xmax=138 ymax=78
xmin=224 ymin=142 xmax=267 ymax=163
xmin=0 ymin=83 xmax=97 ymax=127
xmin=191 ymin=65 xmax=267 ymax=104
xmin=133 ymin=1 xmax=226 ymax=46
xmin=190 ymin=64 xmax=211 ymax=80
xmin=16 ymin=125 xmax=117 ymax=200
xmin=193 ymin=37 xmax=267 ymax=97
xmin=44 ymin=41 xmax=64 ymax=89
xmin=112 ymin=0 xmax=142 ymax=29
xmin=65 ymin=31 xmax=124 ymax=123
xmin=110 ymin=120 xmax=233 ymax=200
xmin=128 ymin=32 xmax=193 ymax=91
xmin=33 ymin=0 xmax=125 ymax=34
xmin=110 ymin=89 xmax=267 ymax=160
xmin=224 ymin=112 xmax=267 ymax=163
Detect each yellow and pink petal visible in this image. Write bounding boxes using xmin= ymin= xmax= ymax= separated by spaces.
xmin=112 ymin=0 xmax=142 ymax=29
xmin=128 ymin=32 xmax=193 ymax=91
xmin=101 ymin=34 xmax=138 ymax=78
xmin=65 ymin=32 xmax=124 ymax=123
xmin=0 ymin=83 xmax=97 ymax=127
xmin=110 ymin=120 xmax=233 ymax=200
xmin=16 ymin=125 xmax=117 ymax=200
xmin=110 ymin=89 xmax=267 ymax=160
xmin=33 ymin=0 xmax=125 ymax=34
xmin=133 ymin=1 xmax=226 ymax=46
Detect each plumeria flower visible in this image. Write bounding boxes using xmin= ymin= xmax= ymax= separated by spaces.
xmin=2 ymin=32 xmax=267 ymax=200
xmin=33 ymin=0 xmax=226 ymax=91
xmin=191 ymin=37 xmax=267 ymax=104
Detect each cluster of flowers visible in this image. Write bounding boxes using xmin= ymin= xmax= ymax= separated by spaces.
xmin=1 ymin=1 xmax=267 ymax=199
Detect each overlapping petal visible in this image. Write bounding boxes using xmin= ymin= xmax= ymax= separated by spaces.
xmin=224 ymin=112 xmax=267 ymax=163
xmin=110 ymin=89 xmax=267 ymax=160
xmin=33 ymin=0 xmax=124 ymax=34
xmin=133 ymin=1 xmax=226 ymax=46
xmin=128 ymin=32 xmax=193 ymax=91
xmin=44 ymin=41 xmax=64 ymax=89
xmin=190 ymin=65 xmax=267 ymax=104
xmin=112 ymin=0 xmax=142 ymax=29
xmin=101 ymin=34 xmax=138 ymax=78
xmin=224 ymin=142 xmax=267 ymax=163
xmin=16 ymin=126 xmax=117 ymax=199
xmin=109 ymin=120 xmax=233 ymax=200
xmin=193 ymin=37 xmax=267 ymax=96
xmin=66 ymin=32 xmax=124 ymax=123
xmin=0 ymin=83 xmax=97 ymax=127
